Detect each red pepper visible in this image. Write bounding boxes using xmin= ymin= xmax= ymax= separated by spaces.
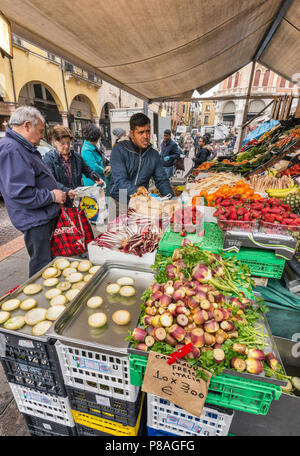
xmin=251 ymin=203 xmax=264 ymax=211
xmin=229 ymin=208 xmax=237 ymax=220
xmin=264 ymin=214 xmax=276 ymax=223
xmin=251 ymin=210 xmax=261 ymax=219
xmin=237 ymin=207 xmax=247 ymax=216
xmin=269 ymin=207 xmax=282 ymax=215
xmin=282 ymin=218 xmax=296 ymax=225
xmin=261 ymin=207 xmax=270 ymax=214
xmin=243 ymin=213 xmax=250 ymax=221
xmin=272 ymin=215 xmax=283 ymax=222
xmin=215 ymin=196 xmax=223 ymax=205
xmin=221 ymin=200 xmax=231 ymax=207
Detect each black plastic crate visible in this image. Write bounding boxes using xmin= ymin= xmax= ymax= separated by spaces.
xmin=23 ymin=413 xmax=77 ymax=436
xmin=75 ymin=400 xmax=147 ymax=437
xmin=0 ymin=332 xmax=60 ymax=370
xmin=1 ymin=358 xmax=66 ymax=396
xmin=66 ymin=385 xmax=142 ymax=426
xmin=0 ymin=333 xmax=66 ymax=396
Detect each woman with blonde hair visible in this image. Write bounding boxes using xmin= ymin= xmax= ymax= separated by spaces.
xmin=43 ymin=125 xmax=103 ymax=207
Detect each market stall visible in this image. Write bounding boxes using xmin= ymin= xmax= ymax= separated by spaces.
xmin=0 ymin=0 xmax=300 ymax=438
xmin=1 ymin=113 xmax=300 ymax=437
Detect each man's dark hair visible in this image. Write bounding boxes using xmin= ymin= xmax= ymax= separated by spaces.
xmin=84 ymin=123 xmax=101 ymax=142
xmin=164 ymin=129 xmax=171 ymax=135
xmin=130 ymin=112 xmax=151 ymax=131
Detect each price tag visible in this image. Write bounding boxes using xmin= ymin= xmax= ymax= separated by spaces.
xmin=142 ymin=351 xmax=211 ymax=418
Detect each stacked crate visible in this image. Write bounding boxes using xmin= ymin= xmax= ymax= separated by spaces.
xmin=146 ymin=394 xmax=234 ymax=437
xmin=55 ymin=340 xmax=146 ymax=436
xmin=0 ymin=331 xmax=77 ymax=436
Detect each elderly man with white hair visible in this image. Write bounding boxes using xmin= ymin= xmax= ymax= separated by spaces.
xmin=0 ymin=106 xmax=66 ymax=277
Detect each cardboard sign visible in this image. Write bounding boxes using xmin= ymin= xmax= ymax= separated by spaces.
xmin=142 ymin=351 xmax=211 ymax=418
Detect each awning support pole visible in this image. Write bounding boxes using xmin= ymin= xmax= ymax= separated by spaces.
xmin=237 ymin=61 xmax=256 ymax=151
xmin=241 ymin=99 xmax=274 ymax=129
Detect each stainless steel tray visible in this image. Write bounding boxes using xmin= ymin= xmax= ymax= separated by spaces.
xmin=48 ymin=262 xmax=154 ymax=354
xmin=0 ymin=257 xmax=102 ymax=342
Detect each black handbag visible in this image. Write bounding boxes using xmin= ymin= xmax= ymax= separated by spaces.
xmin=176 ymin=157 xmax=185 ymax=171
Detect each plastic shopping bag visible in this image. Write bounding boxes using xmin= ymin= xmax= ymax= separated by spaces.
xmin=73 ymin=185 xmax=107 ymax=225
xmin=50 ymin=207 xmax=94 ymax=257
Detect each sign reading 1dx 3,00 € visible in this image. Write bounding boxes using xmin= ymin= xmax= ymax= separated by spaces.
xmin=142 ymin=351 xmax=212 ymax=417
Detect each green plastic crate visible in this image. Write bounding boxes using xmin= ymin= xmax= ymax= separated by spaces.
xmin=225 ymin=248 xmax=286 ymax=279
xmin=158 ymin=222 xmax=285 ymax=279
xmin=158 ymin=222 xmax=224 ymax=257
xmin=128 ymin=354 xmax=281 ymax=415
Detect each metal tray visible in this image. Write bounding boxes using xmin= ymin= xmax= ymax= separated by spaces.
xmin=0 ymin=257 xmax=102 ymax=342
xmin=48 ymin=262 xmax=154 ymax=354
xmin=128 ymin=306 xmax=287 ymax=387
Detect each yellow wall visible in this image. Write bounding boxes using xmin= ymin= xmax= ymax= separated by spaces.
xmin=201 ymin=102 xmax=215 ymax=126
xmin=0 ymin=41 xmax=100 ymax=117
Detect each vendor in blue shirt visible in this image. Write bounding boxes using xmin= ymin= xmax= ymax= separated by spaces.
xmin=160 ymin=129 xmax=181 ymax=178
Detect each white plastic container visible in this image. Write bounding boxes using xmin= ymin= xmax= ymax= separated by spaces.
xmin=88 ymin=241 xmax=157 ymax=268
xmin=147 ymin=393 xmax=234 ymax=436
xmin=9 ymin=383 xmax=75 ymax=427
xmin=55 ymin=340 xmax=140 ymax=402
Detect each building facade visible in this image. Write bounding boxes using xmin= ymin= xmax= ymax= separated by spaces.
xmin=213 ymin=62 xmax=297 ymax=132
xmin=0 ymin=35 xmax=103 ymax=143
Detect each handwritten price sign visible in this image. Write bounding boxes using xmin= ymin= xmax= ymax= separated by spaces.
xmin=142 ymin=351 xmax=211 ymax=417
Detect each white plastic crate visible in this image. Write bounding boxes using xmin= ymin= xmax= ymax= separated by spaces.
xmin=147 ymin=393 xmax=234 ymax=436
xmin=55 ymin=340 xmax=140 ymax=402
xmin=9 ymin=383 xmax=75 ymax=427
xmin=88 ymin=241 xmax=157 ymax=267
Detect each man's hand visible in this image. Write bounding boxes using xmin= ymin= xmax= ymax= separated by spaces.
xmin=95 ymin=178 xmax=104 ymax=186
xmin=52 ymin=189 xmax=66 ymax=204
xmin=68 ymin=189 xmax=76 ymax=199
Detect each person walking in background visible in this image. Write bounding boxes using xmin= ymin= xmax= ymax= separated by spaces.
xmin=178 ymin=133 xmax=185 ymax=149
xmin=160 ymin=129 xmax=181 ymax=178
xmin=192 ymin=135 xmax=212 ymax=168
xmin=203 ymin=132 xmax=217 ymax=160
xmin=183 ymin=134 xmax=194 ymax=158
xmin=112 ymin=127 xmax=127 ymax=145
xmin=0 ymin=106 xmax=66 ymax=277
xmin=43 ymin=125 xmax=103 ymax=207
xmin=194 ymin=132 xmax=201 ymax=152
xmin=81 ymin=123 xmax=111 ymax=195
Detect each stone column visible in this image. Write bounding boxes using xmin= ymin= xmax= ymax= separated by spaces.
xmin=60 ymin=111 xmax=69 ymax=127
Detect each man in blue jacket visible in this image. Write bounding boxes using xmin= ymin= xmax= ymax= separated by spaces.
xmin=0 ymin=106 xmax=66 ymax=277
xmin=160 ymin=129 xmax=181 ymax=178
xmin=109 ymin=113 xmax=173 ymax=214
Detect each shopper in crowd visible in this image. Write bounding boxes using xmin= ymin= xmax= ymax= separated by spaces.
xmin=183 ymin=134 xmax=194 ymax=158
xmin=194 ymin=132 xmax=201 ymax=150
xmin=81 ymin=123 xmax=111 ymax=194
xmin=203 ymin=132 xmax=217 ymax=160
xmin=112 ymin=127 xmax=127 ymax=144
xmin=0 ymin=106 xmax=66 ymax=277
xmin=192 ymin=135 xmax=213 ymax=167
xmin=160 ymin=129 xmax=181 ymax=178
xmin=178 ymin=133 xmax=185 ymax=148
xmin=109 ymin=112 xmax=173 ymax=212
xmin=43 ymin=125 xmax=103 ymax=207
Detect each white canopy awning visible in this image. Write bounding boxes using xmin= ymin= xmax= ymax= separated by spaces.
xmin=0 ymin=0 xmax=299 ymax=102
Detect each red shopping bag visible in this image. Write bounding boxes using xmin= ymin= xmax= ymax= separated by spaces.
xmin=50 ymin=207 xmax=94 ymax=257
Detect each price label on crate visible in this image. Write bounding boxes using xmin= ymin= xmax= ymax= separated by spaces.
xmin=142 ymin=351 xmax=211 ymax=418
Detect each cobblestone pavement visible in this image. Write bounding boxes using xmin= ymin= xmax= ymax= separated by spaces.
xmin=0 ymin=199 xmax=22 ymax=247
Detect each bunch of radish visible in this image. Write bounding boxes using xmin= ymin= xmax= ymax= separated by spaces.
xmin=129 ymin=245 xmax=282 ymax=376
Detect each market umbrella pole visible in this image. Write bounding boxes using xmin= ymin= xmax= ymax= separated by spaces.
xmin=237 ymin=61 xmax=256 ymax=152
